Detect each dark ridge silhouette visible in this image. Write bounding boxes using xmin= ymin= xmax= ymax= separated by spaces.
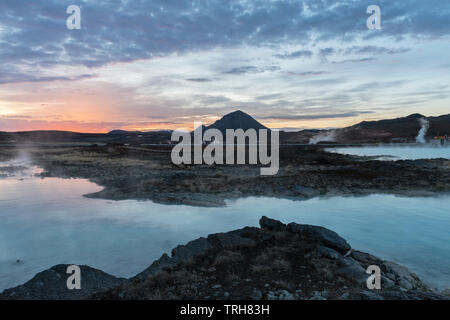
xmin=339 ymin=113 xmax=450 ymax=143
xmin=207 ymin=110 xmax=268 ymax=133
xmin=0 ymin=130 xmax=172 ymax=145
xmin=1 ymin=112 xmax=449 ymax=144
xmin=353 ymin=113 xmax=425 ymax=129
xmin=108 ymin=130 xmax=143 ymax=135
xmin=275 ymin=113 xmax=450 ymax=144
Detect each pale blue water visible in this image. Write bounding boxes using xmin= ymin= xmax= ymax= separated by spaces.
xmin=1 ymin=162 xmax=449 ymax=292
xmin=326 ymin=145 xmax=450 ymax=160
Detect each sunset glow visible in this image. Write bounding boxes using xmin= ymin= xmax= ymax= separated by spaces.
xmin=1 ymin=1 xmax=449 ymax=133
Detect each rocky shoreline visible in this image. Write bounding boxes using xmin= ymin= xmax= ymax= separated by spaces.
xmin=1 ymin=144 xmax=448 ymax=207
xmin=1 ymin=217 xmax=449 ymax=300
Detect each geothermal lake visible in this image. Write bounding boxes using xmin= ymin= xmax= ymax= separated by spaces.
xmin=1 ymin=161 xmax=450 ymax=292
xmin=326 ymin=145 xmax=450 ymax=160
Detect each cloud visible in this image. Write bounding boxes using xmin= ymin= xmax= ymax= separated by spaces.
xmin=347 ymin=80 xmax=409 ymax=92
xmin=319 ymin=48 xmax=336 ymax=57
xmin=0 ymin=72 xmax=94 ymax=85
xmin=1 ymin=0 xmax=450 ymax=131
xmin=255 ymin=93 xmax=284 ymax=100
xmin=288 ymin=71 xmax=328 ymax=77
xmin=2 ymin=0 xmax=447 ymax=70
xmin=257 ymin=111 xmax=374 ymax=120
xmin=191 ymin=95 xmax=233 ymax=105
xmin=223 ymin=66 xmax=280 ymax=75
xmin=331 ymin=57 xmax=377 ymax=64
xmin=344 ymin=46 xmax=411 ymax=55
xmin=185 ymin=78 xmax=213 ymax=82
xmin=274 ymin=50 xmax=313 ymax=59
xmin=223 ymin=66 xmax=258 ymax=75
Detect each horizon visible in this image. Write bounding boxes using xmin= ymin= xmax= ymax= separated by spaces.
xmin=1 ymin=110 xmax=448 ymax=134
xmin=1 ymin=1 xmax=450 ymax=133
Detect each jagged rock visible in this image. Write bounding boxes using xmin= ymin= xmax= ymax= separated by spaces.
xmin=336 ymin=257 xmax=368 ymax=284
xmin=382 ymin=261 xmax=421 ymax=290
xmin=135 ymin=228 xmax=257 ymax=280
xmin=350 ymin=251 xmax=382 ymax=266
xmin=381 ymin=275 xmax=396 ymax=289
xmin=134 ymin=253 xmax=177 ymax=279
xmin=134 ymin=238 xmax=212 ymax=280
xmin=286 ymin=222 xmax=351 ymax=254
xmin=0 ymin=265 xmax=125 ymax=300
xmin=259 ymin=216 xmax=286 ymax=231
xmin=171 ymin=237 xmax=213 ymax=263
xmin=317 ymin=246 xmax=341 ymax=260
xmin=207 ymin=227 xmax=257 ymax=249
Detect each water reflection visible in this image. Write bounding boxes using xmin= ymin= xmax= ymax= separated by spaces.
xmin=326 ymin=145 xmax=450 ymax=160
xmin=0 ymin=161 xmax=449 ymax=292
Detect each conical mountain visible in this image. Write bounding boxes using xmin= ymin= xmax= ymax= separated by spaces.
xmin=207 ymin=110 xmax=268 ymax=132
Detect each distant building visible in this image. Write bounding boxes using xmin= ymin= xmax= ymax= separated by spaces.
xmin=432 ymin=134 xmax=449 ymax=145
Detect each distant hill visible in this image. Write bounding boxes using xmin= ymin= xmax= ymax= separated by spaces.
xmin=107 ymin=130 xmax=142 ymax=135
xmin=279 ymin=113 xmax=450 ymax=144
xmin=0 ymin=130 xmax=100 ymax=143
xmin=1 ymin=112 xmax=449 ymax=145
xmin=352 ymin=113 xmax=424 ymax=131
xmin=280 ymin=129 xmax=327 ymax=144
xmin=207 ymin=110 xmax=267 ymax=133
xmin=337 ymin=113 xmax=450 ymax=143
xmin=428 ymin=114 xmax=450 ymax=136
xmin=0 ymin=130 xmax=172 ymax=145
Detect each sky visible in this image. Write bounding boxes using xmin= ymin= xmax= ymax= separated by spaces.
xmin=0 ymin=0 xmax=449 ymax=133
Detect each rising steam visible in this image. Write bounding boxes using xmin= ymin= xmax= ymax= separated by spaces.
xmin=415 ymin=118 xmax=430 ymax=144
xmin=309 ymin=130 xmax=336 ymax=145
xmin=0 ymin=148 xmax=39 ymax=178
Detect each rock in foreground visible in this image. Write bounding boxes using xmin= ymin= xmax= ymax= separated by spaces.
xmin=96 ymin=217 xmax=447 ymax=300
xmin=0 ymin=265 xmax=126 ymax=300
xmin=2 ymin=218 xmax=448 ymax=300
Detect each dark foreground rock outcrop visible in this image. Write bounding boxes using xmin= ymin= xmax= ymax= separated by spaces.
xmin=1 ymin=218 xmax=449 ymax=300
xmin=0 ymin=265 xmax=126 ymax=300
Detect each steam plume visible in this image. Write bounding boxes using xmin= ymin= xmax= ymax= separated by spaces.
xmin=415 ymin=118 xmax=430 ymax=144
xmin=309 ymin=130 xmax=336 ymax=145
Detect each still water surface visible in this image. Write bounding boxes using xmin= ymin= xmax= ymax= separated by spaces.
xmin=1 ymin=162 xmax=449 ymax=291
xmin=326 ymin=145 xmax=450 ymax=160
